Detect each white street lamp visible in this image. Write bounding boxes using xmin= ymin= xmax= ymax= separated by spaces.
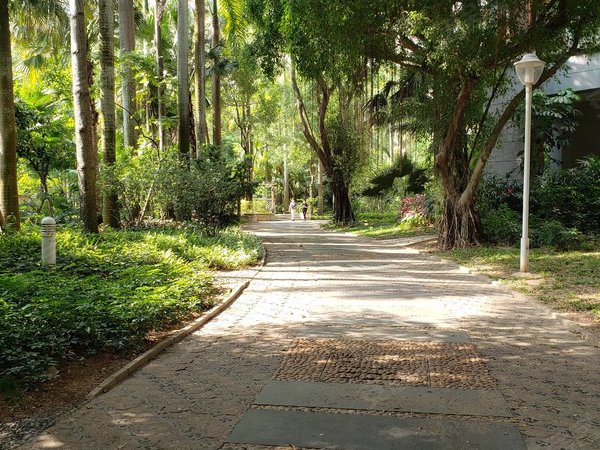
xmin=514 ymin=53 xmax=545 ymax=272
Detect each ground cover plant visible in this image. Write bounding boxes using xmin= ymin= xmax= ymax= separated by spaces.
xmin=0 ymin=224 xmax=262 ymax=388
xmin=439 ymin=244 xmax=600 ymax=320
xmin=323 ymin=212 xmax=435 ymax=239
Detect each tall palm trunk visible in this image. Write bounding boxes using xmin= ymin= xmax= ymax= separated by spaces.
xmin=0 ymin=0 xmax=20 ymax=230
xmin=177 ymin=0 xmax=190 ymax=156
xmin=154 ymin=0 xmax=165 ymax=155
xmin=70 ymin=0 xmax=99 ymax=233
xmin=211 ymin=0 xmax=221 ymax=145
xmin=119 ymin=0 xmax=136 ymax=150
xmin=99 ymin=0 xmax=120 ymax=228
xmin=194 ymin=0 xmax=209 ymax=154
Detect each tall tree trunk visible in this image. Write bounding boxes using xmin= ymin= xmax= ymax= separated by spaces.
xmin=211 ymin=0 xmax=221 ymax=145
xmin=283 ymin=154 xmax=289 ymax=210
xmin=435 ymin=81 xmax=478 ymax=249
xmin=194 ymin=0 xmax=209 ymax=154
xmin=154 ymin=0 xmax=165 ymax=155
xmin=290 ymin=64 xmax=354 ymax=223
xmin=317 ymin=160 xmax=324 ymax=215
xmin=99 ymin=0 xmax=120 ymax=228
xmin=0 ymin=0 xmax=19 ymax=230
xmin=119 ymin=0 xmax=136 ymax=150
xmin=330 ymin=170 xmax=354 ymax=224
xmin=177 ymin=0 xmax=190 ymax=156
xmin=70 ymin=0 xmax=99 ymax=233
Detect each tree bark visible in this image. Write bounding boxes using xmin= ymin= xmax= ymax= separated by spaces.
xmin=0 ymin=0 xmax=19 ymax=230
xmin=211 ymin=0 xmax=221 ymax=145
xmin=154 ymin=0 xmax=165 ymax=155
xmin=119 ymin=0 xmax=136 ymax=150
xmin=330 ymin=171 xmax=354 ymax=224
xmin=435 ymin=80 xmax=478 ymax=249
xmin=317 ymin=160 xmax=323 ymax=215
xmin=194 ymin=0 xmax=209 ymax=153
xmin=283 ymin=154 xmax=289 ymax=210
xmin=99 ymin=0 xmax=120 ymax=228
xmin=177 ymin=0 xmax=190 ymax=156
xmin=70 ymin=0 xmax=99 ymax=233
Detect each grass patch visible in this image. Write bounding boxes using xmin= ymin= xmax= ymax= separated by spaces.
xmin=323 ymin=212 xmax=435 ymax=239
xmin=439 ymin=244 xmax=600 ymax=319
xmin=0 ymin=224 xmax=262 ymax=387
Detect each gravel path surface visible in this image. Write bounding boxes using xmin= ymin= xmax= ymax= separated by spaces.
xmin=17 ymin=219 xmax=600 ymax=449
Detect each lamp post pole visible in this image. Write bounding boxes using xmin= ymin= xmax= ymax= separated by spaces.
xmin=520 ymin=82 xmax=533 ymax=272
xmin=514 ymin=53 xmax=544 ymax=273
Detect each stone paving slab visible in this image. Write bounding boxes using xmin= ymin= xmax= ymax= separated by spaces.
xmin=298 ymin=326 xmax=470 ymax=343
xmin=227 ymin=409 xmax=526 ymax=450
xmin=254 ymin=380 xmax=512 ymax=417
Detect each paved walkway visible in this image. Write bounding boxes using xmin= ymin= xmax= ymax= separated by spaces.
xmin=22 ymin=219 xmax=600 ymax=449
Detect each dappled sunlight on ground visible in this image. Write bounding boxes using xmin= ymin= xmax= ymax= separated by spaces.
xmin=22 ymin=218 xmax=600 ymax=449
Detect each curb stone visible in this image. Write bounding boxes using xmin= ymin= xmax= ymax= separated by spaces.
xmin=85 ymin=281 xmax=250 ymax=401
xmin=85 ymin=244 xmax=267 ymax=402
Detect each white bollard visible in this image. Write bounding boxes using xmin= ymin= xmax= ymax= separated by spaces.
xmin=41 ymin=217 xmax=57 ymax=265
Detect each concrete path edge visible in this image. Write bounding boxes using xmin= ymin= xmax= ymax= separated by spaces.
xmin=85 ymin=245 xmax=267 ymax=402
xmin=85 ymin=280 xmax=250 ymax=401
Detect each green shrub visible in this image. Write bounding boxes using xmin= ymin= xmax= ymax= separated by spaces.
xmin=532 ymin=156 xmax=600 ymax=233
xmin=530 ymin=218 xmax=583 ymax=250
xmin=0 ymin=224 xmax=262 ymax=387
xmin=155 ymin=148 xmax=246 ymax=233
xmin=480 ymin=203 xmax=521 ymax=245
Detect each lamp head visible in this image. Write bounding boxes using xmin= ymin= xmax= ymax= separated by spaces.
xmin=514 ymin=53 xmax=545 ymax=86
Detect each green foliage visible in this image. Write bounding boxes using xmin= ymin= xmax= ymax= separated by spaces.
xmin=0 ymin=224 xmax=262 ymax=386
xmin=323 ymin=211 xmax=434 ymax=239
xmin=477 ymin=157 xmax=599 ymax=247
xmin=362 ymin=156 xmax=413 ymax=198
xmin=532 ymin=156 xmax=600 ymax=234
xmin=529 ymin=218 xmax=583 ymax=251
xmin=15 ymin=88 xmax=75 ymax=198
xmin=328 ymin=113 xmax=364 ymax=188
xmin=480 ymin=203 xmax=521 ymax=245
xmin=155 ymin=146 xmax=248 ymax=232
xmin=514 ymin=89 xmax=581 ymax=175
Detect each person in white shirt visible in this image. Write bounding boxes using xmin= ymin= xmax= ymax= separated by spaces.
xmin=289 ymin=199 xmax=297 ymax=221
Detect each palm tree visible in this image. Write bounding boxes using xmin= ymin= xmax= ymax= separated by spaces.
xmin=70 ymin=0 xmax=99 ymax=233
xmin=155 ymin=0 xmax=165 ymax=154
xmin=119 ymin=0 xmax=136 ymax=150
xmin=0 ymin=0 xmax=20 ymax=230
xmin=177 ymin=0 xmax=190 ymax=156
xmin=211 ymin=0 xmax=221 ymax=146
xmin=194 ymin=0 xmax=209 ymax=153
xmin=99 ymin=0 xmax=120 ymax=228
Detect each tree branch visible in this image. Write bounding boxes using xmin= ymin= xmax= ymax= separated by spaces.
xmin=290 ymin=63 xmax=328 ymax=166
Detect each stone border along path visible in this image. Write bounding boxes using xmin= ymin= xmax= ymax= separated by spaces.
xmin=19 ymin=218 xmax=600 ymax=449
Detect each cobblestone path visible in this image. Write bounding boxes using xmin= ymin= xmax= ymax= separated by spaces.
xmin=22 ymin=219 xmax=600 ymax=449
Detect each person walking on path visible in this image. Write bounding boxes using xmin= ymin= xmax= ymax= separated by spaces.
xmin=289 ymin=198 xmax=297 ymax=221
xmin=301 ymin=200 xmax=309 ymax=220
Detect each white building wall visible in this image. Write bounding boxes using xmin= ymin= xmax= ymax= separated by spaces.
xmin=486 ymin=53 xmax=600 ymax=180
xmin=542 ymin=53 xmax=600 ymax=94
